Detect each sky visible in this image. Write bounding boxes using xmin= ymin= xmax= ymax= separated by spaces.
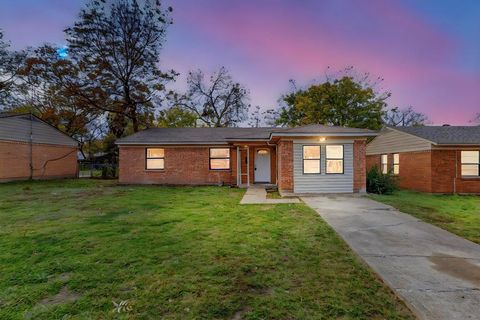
xmin=0 ymin=0 xmax=479 ymax=125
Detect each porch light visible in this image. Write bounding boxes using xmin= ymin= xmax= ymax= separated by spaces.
xmin=319 ymin=137 xmax=326 ymax=142
xmin=257 ymin=149 xmax=269 ymax=155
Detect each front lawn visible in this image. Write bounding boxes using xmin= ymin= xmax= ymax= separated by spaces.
xmin=0 ymin=180 xmax=413 ymax=319
xmin=370 ymin=191 xmax=480 ymax=244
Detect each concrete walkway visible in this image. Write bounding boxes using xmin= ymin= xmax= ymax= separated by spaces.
xmin=302 ymin=195 xmax=480 ymax=320
xmin=240 ymin=185 xmax=300 ymax=204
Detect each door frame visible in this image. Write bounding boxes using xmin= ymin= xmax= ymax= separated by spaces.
xmin=254 ymin=147 xmax=271 ymax=183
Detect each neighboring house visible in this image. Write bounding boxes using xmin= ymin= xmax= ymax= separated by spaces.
xmin=366 ymin=126 xmax=480 ymax=194
xmin=0 ymin=113 xmax=78 ymax=182
xmin=115 ymin=124 xmax=376 ymax=194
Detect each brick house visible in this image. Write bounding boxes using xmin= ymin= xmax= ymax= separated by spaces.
xmin=366 ymin=126 xmax=480 ymax=194
xmin=0 ymin=113 xmax=78 ymax=182
xmin=116 ymin=124 xmax=376 ymax=194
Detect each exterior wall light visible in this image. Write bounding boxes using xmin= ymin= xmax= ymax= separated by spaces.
xmin=319 ymin=137 xmax=326 ymax=142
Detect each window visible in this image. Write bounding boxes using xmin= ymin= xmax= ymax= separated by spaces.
xmin=393 ymin=154 xmax=399 ymax=175
xmin=210 ymin=148 xmax=230 ymax=170
xmin=381 ymin=154 xmax=388 ymax=174
xmin=146 ymin=148 xmax=164 ymax=170
xmin=326 ymin=145 xmax=344 ymax=174
xmin=461 ymin=151 xmax=479 ymax=177
xmin=303 ymin=146 xmax=321 ymax=174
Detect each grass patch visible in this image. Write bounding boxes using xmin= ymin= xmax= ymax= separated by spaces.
xmin=370 ymin=191 xmax=480 ymax=244
xmin=0 ymin=179 xmax=413 ymax=319
xmin=266 ymin=191 xmax=282 ymax=199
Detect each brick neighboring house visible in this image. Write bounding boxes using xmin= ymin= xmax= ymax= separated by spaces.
xmin=366 ymin=126 xmax=480 ymax=194
xmin=0 ymin=113 xmax=78 ymax=182
xmin=116 ymin=124 xmax=377 ymax=194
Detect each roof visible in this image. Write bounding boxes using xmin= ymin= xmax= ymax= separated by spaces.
xmin=390 ymin=126 xmax=480 ymax=145
xmin=116 ymin=124 xmax=377 ymax=145
xmin=0 ymin=113 xmax=78 ymax=147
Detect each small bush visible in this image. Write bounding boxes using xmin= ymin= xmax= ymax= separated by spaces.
xmin=101 ymin=165 xmax=117 ymax=179
xmin=367 ymin=165 xmax=398 ymax=194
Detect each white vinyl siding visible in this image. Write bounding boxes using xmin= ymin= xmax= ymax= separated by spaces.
xmin=367 ymin=128 xmax=432 ymax=155
xmin=293 ymin=142 xmax=353 ymax=193
xmin=0 ymin=115 xmax=77 ymax=146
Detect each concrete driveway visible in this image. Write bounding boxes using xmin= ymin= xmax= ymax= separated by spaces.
xmin=302 ymin=195 xmax=480 ymax=320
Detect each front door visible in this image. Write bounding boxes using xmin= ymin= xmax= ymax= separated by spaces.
xmin=254 ymin=149 xmax=271 ymax=183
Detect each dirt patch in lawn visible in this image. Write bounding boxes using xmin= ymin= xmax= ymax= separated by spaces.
xmin=429 ymin=253 xmax=480 ymax=287
xmin=38 ymin=286 xmax=81 ymax=306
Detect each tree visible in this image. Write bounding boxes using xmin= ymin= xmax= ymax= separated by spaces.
xmin=65 ymin=0 xmax=177 ymax=137
xmin=247 ymin=105 xmax=278 ymax=127
xmin=384 ymin=106 xmax=428 ymax=127
xmin=276 ymin=74 xmax=389 ymax=130
xmin=0 ymin=30 xmax=25 ymax=104
xmin=472 ymin=114 xmax=480 ymax=125
xmin=174 ymin=67 xmax=250 ymax=127
xmin=12 ymin=45 xmax=102 ymax=139
xmin=157 ymin=106 xmax=197 ymax=127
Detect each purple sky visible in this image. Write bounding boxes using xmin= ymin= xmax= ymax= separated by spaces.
xmin=1 ymin=0 xmax=479 ymax=125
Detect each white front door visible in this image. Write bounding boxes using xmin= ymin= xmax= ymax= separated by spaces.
xmin=254 ymin=149 xmax=271 ymax=183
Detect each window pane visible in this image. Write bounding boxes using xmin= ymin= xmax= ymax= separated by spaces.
xmin=146 ymin=158 xmax=164 ymax=169
xmin=303 ymin=160 xmax=320 ymax=173
xmin=303 ymin=146 xmax=320 ymax=159
xmin=326 ymin=145 xmax=343 ymax=159
xmin=462 ymin=165 xmax=479 ymax=176
xmin=210 ymin=148 xmax=230 ymax=158
xmin=147 ymin=148 xmax=164 ymax=158
xmin=461 ymin=151 xmax=479 ymax=164
xmin=326 ymin=160 xmax=343 ymax=173
xmin=393 ymin=164 xmax=399 ymax=175
xmin=210 ymin=159 xmax=230 ymax=169
xmin=381 ymin=154 xmax=388 ymax=164
xmin=382 ymin=164 xmax=388 ymax=174
xmin=393 ymin=154 xmax=399 ymax=164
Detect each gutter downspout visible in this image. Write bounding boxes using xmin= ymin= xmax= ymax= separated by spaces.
xmin=454 ymin=150 xmax=457 ymax=194
xmin=29 ymin=113 xmax=33 ymax=180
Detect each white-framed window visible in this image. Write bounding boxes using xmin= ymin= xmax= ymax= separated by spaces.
xmin=381 ymin=154 xmax=388 ymax=174
xmin=146 ymin=148 xmax=164 ymax=170
xmin=393 ymin=154 xmax=399 ymax=175
xmin=303 ymin=145 xmax=321 ymax=174
xmin=461 ymin=151 xmax=479 ymax=177
xmin=209 ymin=148 xmax=230 ymax=170
xmin=326 ymin=145 xmax=344 ymax=174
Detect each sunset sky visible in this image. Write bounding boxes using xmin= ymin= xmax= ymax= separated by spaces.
xmin=0 ymin=0 xmax=479 ymax=124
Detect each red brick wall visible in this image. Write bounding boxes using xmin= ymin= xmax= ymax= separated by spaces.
xmin=353 ymin=140 xmax=367 ymax=193
xmin=368 ymin=149 xmax=480 ymax=194
xmin=432 ymin=149 xmax=480 ymax=194
xmin=119 ymin=146 xmax=234 ymax=185
xmin=277 ymin=140 xmax=293 ymax=192
xmin=366 ymin=155 xmax=381 ymax=171
xmin=0 ymin=140 xmax=77 ymax=182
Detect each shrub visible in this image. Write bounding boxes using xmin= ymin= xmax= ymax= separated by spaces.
xmin=101 ymin=165 xmax=117 ymax=179
xmin=367 ymin=165 xmax=398 ymax=194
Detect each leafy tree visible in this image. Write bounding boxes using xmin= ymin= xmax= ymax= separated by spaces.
xmin=0 ymin=30 xmax=25 ymax=104
xmin=173 ymin=67 xmax=250 ymax=127
xmin=157 ymin=106 xmax=197 ymax=127
xmin=384 ymin=106 xmax=428 ymax=126
xmin=65 ymin=0 xmax=177 ymax=137
xmin=12 ymin=45 xmax=102 ymax=139
xmin=276 ymin=75 xmax=389 ymax=130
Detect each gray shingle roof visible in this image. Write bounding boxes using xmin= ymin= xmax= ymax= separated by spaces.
xmin=391 ymin=126 xmax=480 ymax=145
xmin=116 ymin=124 xmax=377 ymax=145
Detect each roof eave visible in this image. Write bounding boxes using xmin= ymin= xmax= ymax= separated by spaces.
xmin=115 ymin=141 xmax=229 ymax=145
xmin=269 ymin=132 xmax=378 ymax=139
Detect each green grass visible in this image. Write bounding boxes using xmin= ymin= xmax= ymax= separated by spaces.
xmin=0 ymin=180 xmax=413 ymax=319
xmin=370 ymin=191 xmax=480 ymax=244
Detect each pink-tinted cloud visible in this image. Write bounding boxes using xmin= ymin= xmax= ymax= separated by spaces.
xmin=167 ymin=0 xmax=479 ymax=124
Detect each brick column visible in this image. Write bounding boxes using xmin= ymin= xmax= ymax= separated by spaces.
xmin=277 ymin=140 xmax=293 ymax=192
xmin=353 ymin=140 xmax=366 ymax=193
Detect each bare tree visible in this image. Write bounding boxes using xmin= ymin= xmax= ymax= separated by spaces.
xmin=0 ymin=30 xmax=25 ymax=105
xmin=65 ymin=0 xmax=177 ymax=137
xmin=174 ymin=67 xmax=249 ymax=127
xmin=384 ymin=106 xmax=428 ymax=127
xmin=471 ymin=113 xmax=480 ymax=125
